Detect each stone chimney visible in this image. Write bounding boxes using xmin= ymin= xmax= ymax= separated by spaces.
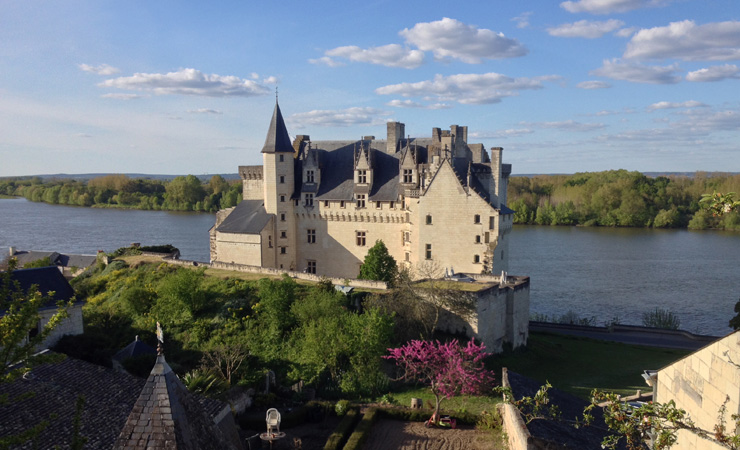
xmin=386 ymin=122 xmax=405 ymax=154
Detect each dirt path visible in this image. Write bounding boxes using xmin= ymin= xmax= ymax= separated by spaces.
xmin=361 ymin=419 xmax=501 ymax=450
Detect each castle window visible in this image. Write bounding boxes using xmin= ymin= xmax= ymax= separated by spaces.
xmin=305 ymin=193 xmax=314 ymax=206
xmin=485 ymin=232 xmax=490 ymax=243
xmin=426 ymin=214 xmax=432 ymax=225
xmin=403 ymin=169 xmax=413 ymax=183
xmin=356 ymin=231 xmax=366 ymax=246
xmin=425 ymin=244 xmax=432 ymax=260
xmin=340 ymin=201 xmax=345 ymax=208
xmin=280 ymin=212 xmax=286 ymax=222
xmin=356 ymin=194 xmax=366 ymax=208
xmin=404 ymin=231 xmax=410 ymax=243
xmin=357 ymin=170 xmax=367 ymax=184
xmin=307 ymin=260 xmax=316 ymax=274
xmin=475 ymin=235 xmax=481 ymax=243
xmin=474 ymin=254 xmax=480 ymax=264
xmin=489 ymin=216 xmax=495 ymax=229
xmin=280 ymin=246 xmax=287 ymax=254
xmin=306 ymin=170 xmax=315 ymax=183
xmin=324 ymin=200 xmax=329 ymax=207
xmin=376 ymin=201 xmax=382 ymax=209
xmin=307 ymin=229 xmax=316 ymax=244
xmin=268 ymin=236 xmax=273 ymax=248
xmin=279 ymin=175 xmax=285 ymax=184
xmin=280 ymin=231 xmax=287 ymax=239
xmin=279 ymin=154 xmax=284 ymax=162
xmin=294 ymin=199 xmax=299 ymax=206
xmin=474 ymin=214 xmax=481 ymax=224
xmin=405 ymin=252 xmax=410 ymax=262
xmin=280 ymin=195 xmax=285 ymax=203
xmin=390 ymin=202 xmax=395 ymax=209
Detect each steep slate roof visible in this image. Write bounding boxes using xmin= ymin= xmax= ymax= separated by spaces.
xmin=215 ymin=200 xmax=271 ymax=234
xmin=261 ymin=101 xmax=294 ymax=154
xmin=113 ymin=336 xmax=157 ymax=363
xmin=113 ymin=354 xmax=240 ymax=450
xmin=4 ymin=266 xmax=75 ymax=310
xmin=0 ymin=356 xmax=145 ymax=450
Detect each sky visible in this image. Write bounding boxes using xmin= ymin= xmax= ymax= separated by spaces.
xmin=1 ymin=0 xmax=739 ymax=177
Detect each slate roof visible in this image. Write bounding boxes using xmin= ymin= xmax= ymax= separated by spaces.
xmin=12 ymin=250 xmax=97 ymax=270
xmin=215 ymin=199 xmax=271 ymax=234
xmin=506 ymin=370 xmax=626 ymax=449
xmin=0 ymin=356 xmax=145 ymax=450
xmin=113 ymin=354 xmax=240 ymax=450
xmin=261 ymin=101 xmax=293 ymax=154
xmin=113 ymin=336 xmax=157 ymax=363
xmin=4 ymin=266 xmax=75 ymax=310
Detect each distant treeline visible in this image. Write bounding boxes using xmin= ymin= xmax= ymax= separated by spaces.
xmin=0 ymin=174 xmax=243 ymax=212
xmin=508 ymin=170 xmax=740 ymax=231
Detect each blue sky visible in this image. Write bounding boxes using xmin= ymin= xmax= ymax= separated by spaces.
xmin=1 ymin=0 xmax=739 ymax=177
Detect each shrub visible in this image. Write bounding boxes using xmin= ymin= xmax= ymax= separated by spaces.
xmin=642 ymin=308 xmax=681 ymax=330
xmin=335 ymin=399 xmax=351 ymax=416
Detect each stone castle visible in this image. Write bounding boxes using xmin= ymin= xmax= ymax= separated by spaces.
xmin=210 ymin=101 xmax=514 ymax=279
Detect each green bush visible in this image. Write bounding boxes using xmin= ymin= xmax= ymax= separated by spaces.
xmin=642 ymin=308 xmax=681 ymax=330
xmin=335 ymin=399 xmax=351 ymax=416
xmin=323 ymin=408 xmax=359 ymax=450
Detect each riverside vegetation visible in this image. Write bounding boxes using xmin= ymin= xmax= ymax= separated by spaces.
xmin=0 ymin=174 xmax=242 ymax=212
xmin=509 ymin=170 xmax=740 ymax=230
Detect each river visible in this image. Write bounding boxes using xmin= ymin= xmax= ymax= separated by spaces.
xmin=1 ymin=198 xmax=738 ymax=335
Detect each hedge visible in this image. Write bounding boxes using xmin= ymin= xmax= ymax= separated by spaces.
xmin=323 ymin=408 xmax=360 ymax=450
xmin=342 ymin=407 xmax=379 ymax=450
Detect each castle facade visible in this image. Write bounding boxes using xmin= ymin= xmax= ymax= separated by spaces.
xmin=210 ymin=102 xmax=514 ymax=279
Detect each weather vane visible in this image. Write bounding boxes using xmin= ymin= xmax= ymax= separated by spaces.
xmin=156 ymin=321 xmax=164 ymax=355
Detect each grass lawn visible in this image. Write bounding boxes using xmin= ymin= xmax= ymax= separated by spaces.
xmin=489 ymin=332 xmax=691 ymax=399
xmin=387 ymin=386 xmax=499 ymax=416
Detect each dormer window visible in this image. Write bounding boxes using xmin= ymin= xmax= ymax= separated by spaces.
xmin=356 ymin=194 xmax=366 ymax=208
xmin=403 ymin=169 xmax=413 ymax=183
xmin=357 ymin=170 xmax=367 ymax=184
xmin=306 ymin=170 xmax=315 ymax=183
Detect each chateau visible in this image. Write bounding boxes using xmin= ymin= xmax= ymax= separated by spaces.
xmin=210 ymin=101 xmax=514 ymax=280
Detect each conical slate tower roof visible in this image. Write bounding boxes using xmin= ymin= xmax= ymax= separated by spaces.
xmin=261 ymin=101 xmax=294 ymax=153
xmin=113 ymin=354 xmax=238 ymax=450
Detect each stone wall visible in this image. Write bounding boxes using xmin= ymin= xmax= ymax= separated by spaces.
xmin=37 ymin=303 xmax=84 ymax=349
xmin=656 ymin=331 xmax=740 ymax=450
xmin=499 ymin=368 xmax=535 ymax=450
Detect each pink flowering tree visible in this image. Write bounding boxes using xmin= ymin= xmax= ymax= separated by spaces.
xmin=385 ymin=339 xmax=495 ymax=423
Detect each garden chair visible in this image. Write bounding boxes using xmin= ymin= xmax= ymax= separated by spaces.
xmin=266 ymin=408 xmax=281 ymax=434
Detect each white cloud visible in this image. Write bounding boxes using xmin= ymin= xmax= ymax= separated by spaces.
xmin=263 ymin=76 xmax=278 ymax=85
xmin=547 ymin=20 xmax=624 ymax=38
xmin=319 ymin=44 xmax=425 ymax=69
xmin=99 ymin=68 xmax=271 ymax=97
xmin=647 ymin=100 xmax=707 ymax=111
xmin=188 ymin=108 xmax=223 ymax=114
xmin=471 ymin=128 xmax=534 ymax=139
xmin=308 ymin=56 xmax=345 ymax=67
xmin=591 ymin=58 xmax=681 ymax=84
xmin=399 ymin=18 xmax=527 ymax=63
xmin=679 ymin=109 xmax=740 ymax=132
xmin=386 ymin=99 xmax=451 ymax=109
xmin=73 ymin=132 xmax=93 ymax=138
xmin=79 ymin=63 xmax=120 ymax=75
xmin=560 ymin=0 xmax=671 ymax=15
xmin=101 ymin=93 xmax=143 ymax=100
xmin=288 ymin=107 xmax=391 ymax=129
xmin=376 ymin=72 xmax=554 ymax=105
xmin=577 ymin=80 xmax=611 ymax=89
xmin=511 ymin=12 xmax=533 ymax=29
xmin=624 ymin=20 xmax=740 ymax=61
xmin=686 ymin=64 xmax=740 ymax=82
xmin=615 ymin=27 xmax=637 ymax=38
xmin=523 ymin=120 xmax=606 ymax=132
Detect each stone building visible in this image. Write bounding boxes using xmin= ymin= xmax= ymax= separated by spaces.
xmin=211 ymin=101 xmax=514 ymax=280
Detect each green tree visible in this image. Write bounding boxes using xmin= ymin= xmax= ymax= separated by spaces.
xmin=358 ymin=240 xmax=398 ymax=285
